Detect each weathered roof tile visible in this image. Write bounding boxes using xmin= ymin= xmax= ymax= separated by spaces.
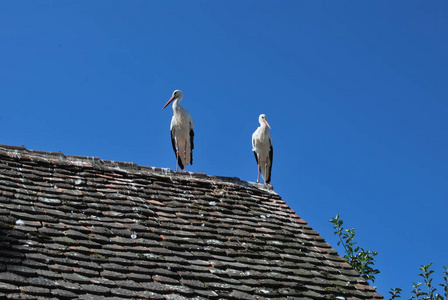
xmin=0 ymin=272 xmax=27 ymax=285
xmin=51 ymin=288 xmax=78 ymax=298
xmin=0 ymin=282 xmax=19 ymax=293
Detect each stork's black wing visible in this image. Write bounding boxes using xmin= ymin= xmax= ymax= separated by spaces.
xmin=171 ymin=128 xmax=185 ymax=170
xmin=253 ymin=151 xmax=259 ymax=168
xmin=266 ymin=144 xmax=273 ymax=184
xmin=189 ymin=125 xmax=194 ymax=165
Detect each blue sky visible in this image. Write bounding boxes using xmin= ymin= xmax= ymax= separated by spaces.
xmin=1 ymin=1 xmax=447 ymax=297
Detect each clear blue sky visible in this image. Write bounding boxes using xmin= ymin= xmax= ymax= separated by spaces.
xmin=1 ymin=1 xmax=447 ymax=298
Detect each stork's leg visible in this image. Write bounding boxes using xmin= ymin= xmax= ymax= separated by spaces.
xmin=257 ymin=162 xmax=260 ymax=183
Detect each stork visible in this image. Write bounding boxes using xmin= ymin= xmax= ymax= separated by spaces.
xmin=252 ymin=114 xmax=273 ymax=184
xmin=162 ymin=90 xmax=194 ymax=171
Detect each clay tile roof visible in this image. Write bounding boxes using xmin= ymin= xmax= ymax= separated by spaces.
xmin=0 ymin=144 xmax=383 ymax=299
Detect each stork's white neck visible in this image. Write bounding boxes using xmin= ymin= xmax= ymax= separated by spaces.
xmin=261 ymin=124 xmax=270 ymax=136
xmin=172 ymin=97 xmax=182 ymax=111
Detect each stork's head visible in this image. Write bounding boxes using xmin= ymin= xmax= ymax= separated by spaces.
xmin=163 ymin=90 xmax=184 ymax=109
xmin=259 ymin=114 xmax=271 ymax=129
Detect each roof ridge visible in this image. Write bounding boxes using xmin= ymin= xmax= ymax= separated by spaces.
xmin=0 ymin=144 xmax=275 ymax=193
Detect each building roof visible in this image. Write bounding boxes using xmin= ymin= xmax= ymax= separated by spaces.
xmin=0 ymin=144 xmax=383 ymax=300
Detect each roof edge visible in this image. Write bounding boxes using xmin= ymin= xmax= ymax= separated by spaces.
xmin=0 ymin=144 xmax=275 ymax=193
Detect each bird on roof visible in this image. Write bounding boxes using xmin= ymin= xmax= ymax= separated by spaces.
xmin=163 ymin=90 xmax=194 ymax=171
xmin=252 ymin=114 xmax=273 ymax=184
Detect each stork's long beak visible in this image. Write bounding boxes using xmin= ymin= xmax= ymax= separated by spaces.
xmin=162 ymin=96 xmax=176 ymax=109
xmin=264 ymin=119 xmax=272 ymax=129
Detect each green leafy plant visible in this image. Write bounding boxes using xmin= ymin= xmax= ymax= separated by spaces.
xmin=406 ymin=263 xmax=447 ymax=300
xmin=329 ymin=214 xmax=380 ymax=283
xmin=391 ymin=264 xmax=447 ymax=299
xmin=329 ymin=215 xmax=448 ymax=299
xmin=442 ymin=267 xmax=448 ymax=299
xmin=389 ymin=287 xmax=402 ymax=299
xmin=420 ymin=263 xmax=438 ymax=299
xmin=409 ymin=281 xmax=425 ymax=300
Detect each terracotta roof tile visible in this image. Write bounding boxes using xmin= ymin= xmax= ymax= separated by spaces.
xmin=0 ymin=145 xmax=383 ymax=299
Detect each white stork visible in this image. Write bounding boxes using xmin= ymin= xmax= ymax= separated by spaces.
xmin=252 ymin=114 xmax=273 ymax=184
xmin=162 ymin=90 xmax=194 ymax=171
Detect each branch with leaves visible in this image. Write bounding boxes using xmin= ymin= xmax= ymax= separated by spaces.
xmin=329 ymin=214 xmax=380 ymax=283
xmin=407 ymin=263 xmax=448 ymax=300
xmin=329 ymin=215 xmax=448 ymax=299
